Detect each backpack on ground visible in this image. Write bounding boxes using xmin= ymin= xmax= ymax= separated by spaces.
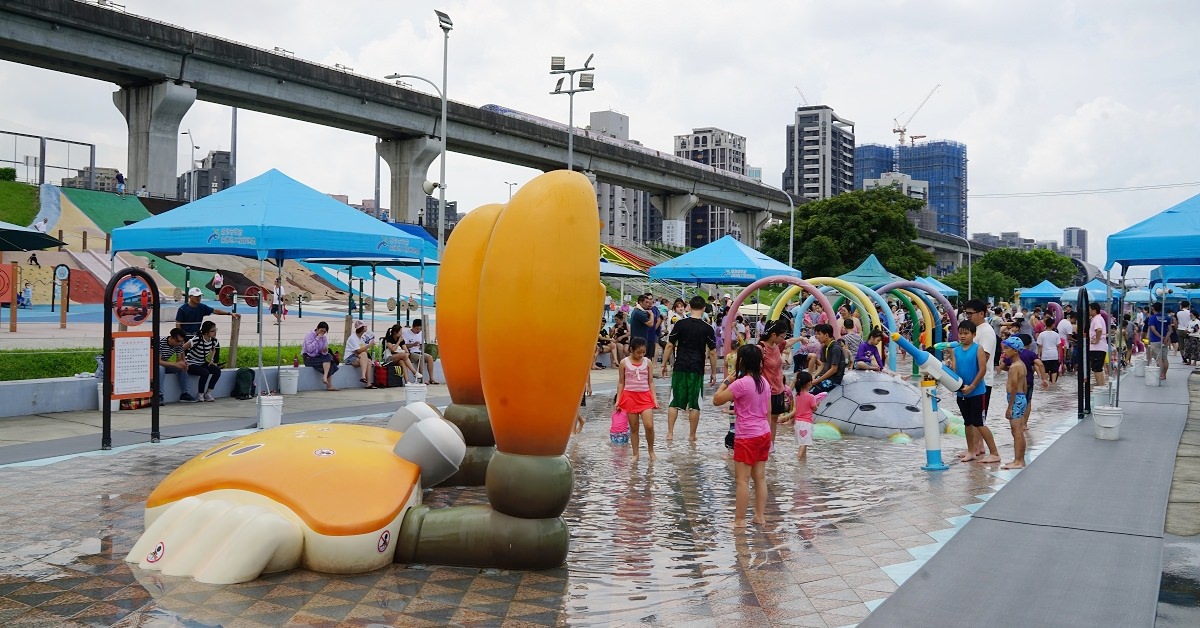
xmin=232 ymin=367 xmax=256 ymax=400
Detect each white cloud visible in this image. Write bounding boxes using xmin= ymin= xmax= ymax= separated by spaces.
xmin=3 ymin=0 xmax=1199 ymax=270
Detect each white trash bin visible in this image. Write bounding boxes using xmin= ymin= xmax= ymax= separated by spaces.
xmin=258 ymin=395 xmax=283 ymax=429
xmin=1093 ymin=405 xmax=1123 ymax=440
xmin=279 ymin=369 xmax=299 ymax=395
xmin=97 ymin=383 xmax=119 ymax=412
xmin=405 ymin=383 xmax=427 ymax=404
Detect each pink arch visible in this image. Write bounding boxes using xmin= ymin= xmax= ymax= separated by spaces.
xmin=722 ymin=275 xmax=839 ymax=356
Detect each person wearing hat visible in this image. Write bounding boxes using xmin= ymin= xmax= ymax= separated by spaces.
xmin=343 ymin=320 xmax=378 ymax=388
xmin=175 ymin=287 xmax=240 ymax=337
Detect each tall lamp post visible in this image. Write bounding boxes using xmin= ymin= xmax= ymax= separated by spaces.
xmin=505 ymin=181 xmax=518 ymax=200
xmin=384 ymin=9 xmax=452 ymax=256
xmin=181 ymin=129 xmax=198 ymax=202
xmin=947 ymin=233 xmax=972 ymax=300
xmin=549 ymin=54 xmax=596 ymax=171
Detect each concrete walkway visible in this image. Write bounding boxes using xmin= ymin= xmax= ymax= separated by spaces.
xmin=862 ymin=365 xmax=1193 ymax=628
xmin=0 ymin=367 xmax=623 ymax=466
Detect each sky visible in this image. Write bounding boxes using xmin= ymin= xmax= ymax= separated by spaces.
xmin=1 ymin=0 xmax=1198 ymax=274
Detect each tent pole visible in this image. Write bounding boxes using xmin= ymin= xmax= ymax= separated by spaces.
xmin=419 ymin=259 xmax=427 ymax=379
xmin=258 ymin=258 xmax=267 ymax=396
xmin=276 ymin=257 xmax=282 ymax=389
xmin=371 ymin=264 xmax=377 ymax=361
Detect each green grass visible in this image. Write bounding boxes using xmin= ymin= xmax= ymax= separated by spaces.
xmin=0 ymin=180 xmax=39 ymax=226
xmin=0 ymin=344 xmax=348 ymax=382
xmin=59 ymin=187 xmax=213 ymax=295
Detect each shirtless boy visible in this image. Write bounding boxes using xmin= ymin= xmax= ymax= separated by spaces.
xmin=1001 ymin=336 xmax=1029 ymax=470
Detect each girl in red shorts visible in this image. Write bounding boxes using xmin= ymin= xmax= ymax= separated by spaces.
xmin=713 ymin=344 xmax=772 ymax=527
xmin=616 ymin=337 xmax=659 ymax=461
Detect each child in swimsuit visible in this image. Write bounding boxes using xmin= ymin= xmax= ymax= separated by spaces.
xmin=1001 ymin=336 xmax=1028 ymax=470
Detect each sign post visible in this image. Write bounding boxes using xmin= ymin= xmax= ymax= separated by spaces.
xmin=102 ymin=269 xmax=161 ymax=449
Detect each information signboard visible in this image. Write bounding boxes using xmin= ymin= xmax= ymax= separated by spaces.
xmin=111 ymin=332 xmax=153 ymax=399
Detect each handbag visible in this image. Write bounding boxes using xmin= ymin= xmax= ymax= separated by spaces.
xmin=386 ymin=366 xmax=406 ymax=388
xmin=373 ymin=363 xmax=390 ymax=388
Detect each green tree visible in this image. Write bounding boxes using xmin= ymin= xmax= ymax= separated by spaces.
xmin=759 ymin=187 xmax=935 ymax=278
xmin=939 ymin=267 xmax=1018 ymax=305
xmin=976 ymin=248 xmax=1076 ymax=288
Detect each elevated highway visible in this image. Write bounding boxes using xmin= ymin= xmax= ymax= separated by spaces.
xmin=0 ymin=0 xmax=790 ymax=230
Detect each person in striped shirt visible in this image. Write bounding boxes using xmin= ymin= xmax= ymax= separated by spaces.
xmin=185 ymin=321 xmax=222 ymax=402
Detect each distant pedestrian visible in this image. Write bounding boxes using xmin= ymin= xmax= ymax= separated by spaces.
xmin=32 ymin=218 xmax=48 ymax=232
xmin=136 ymin=185 xmax=148 ymax=198
xmin=115 ymin=170 xmax=127 ymax=199
xmin=27 ymin=253 xmax=39 ymax=267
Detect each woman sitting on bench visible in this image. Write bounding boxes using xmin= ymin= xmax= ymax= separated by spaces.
xmin=301 ymin=321 xmax=339 ymax=391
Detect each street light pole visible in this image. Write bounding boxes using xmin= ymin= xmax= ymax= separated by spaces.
xmin=435 ymin=10 xmax=452 ymax=256
xmin=505 ymin=181 xmax=518 ymax=201
xmin=550 ymin=54 xmax=596 ymax=171
xmin=384 ymin=11 xmax=452 ymax=256
xmin=948 ymin=233 xmax=972 ymax=300
xmin=181 ymin=129 xmax=198 ymax=202
xmin=781 ymin=189 xmax=795 ymax=269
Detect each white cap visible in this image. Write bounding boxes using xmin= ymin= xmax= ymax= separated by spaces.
xmin=187 ymin=287 xmax=202 ymax=297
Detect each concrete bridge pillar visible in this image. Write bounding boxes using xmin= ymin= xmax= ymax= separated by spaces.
xmin=730 ymin=210 xmax=769 ymax=248
xmin=378 ymin=137 xmax=440 ymax=225
xmin=649 ymin=193 xmax=698 ymax=246
xmin=113 ymin=81 xmax=196 ymax=198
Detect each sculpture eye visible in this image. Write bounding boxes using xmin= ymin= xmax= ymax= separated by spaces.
xmin=203 ymin=442 xmax=242 ymax=458
xmin=230 ymin=444 xmax=264 ymax=456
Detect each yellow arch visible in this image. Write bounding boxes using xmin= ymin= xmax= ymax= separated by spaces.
xmin=896 ymin=288 xmax=934 ymax=347
xmin=771 ymin=277 xmax=882 ymax=332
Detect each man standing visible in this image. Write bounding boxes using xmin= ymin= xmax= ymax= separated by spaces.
xmin=1177 ymin=300 xmax=1195 ymax=366
xmin=1088 ymin=302 xmax=1108 ymax=387
xmin=175 ymin=287 xmax=239 ymax=337
xmin=1147 ymin=302 xmax=1170 ymax=381
xmin=115 ymin=170 xmax=127 ymax=199
xmin=963 ymin=300 xmax=998 ymax=418
xmin=630 ymin=294 xmax=653 ymax=358
xmin=662 ymin=296 xmax=718 ymax=441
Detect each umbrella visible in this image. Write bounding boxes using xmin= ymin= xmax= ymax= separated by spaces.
xmin=0 ymin=220 xmax=64 ymax=251
xmin=112 ymin=169 xmax=435 ymax=397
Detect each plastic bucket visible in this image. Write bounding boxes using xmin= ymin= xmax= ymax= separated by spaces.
xmin=1092 ymin=386 xmax=1113 ymax=410
xmin=1145 ymin=372 xmax=1161 ymax=387
xmin=258 ymin=395 xmax=283 ymax=429
xmin=279 ymin=369 xmax=299 ymax=395
xmin=405 ymin=383 xmax=427 ymax=404
xmin=97 ymin=383 xmax=119 ymax=412
xmin=1093 ymin=405 xmax=1122 ymax=440
xmin=1134 ymin=362 xmax=1146 ymax=377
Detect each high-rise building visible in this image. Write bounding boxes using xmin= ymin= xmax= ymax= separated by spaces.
xmin=673 ymin=127 xmax=747 ymax=247
xmin=854 ymin=144 xmax=894 ymax=190
xmin=590 ymin=111 xmax=658 ymax=246
xmin=61 ymin=167 xmax=120 ymax=192
xmin=176 ymin=150 xmax=233 ymax=201
xmin=862 ymin=172 xmax=936 ymax=230
xmin=747 ymin=165 xmax=763 ymax=182
xmin=424 ymin=196 xmax=459 ymax=237
xmin=782 ymin=105 xmax=855 ymax=201
xmin=1063 ymin=227 xmax=1088 ymax=262
xmin=895 ymin=141 xmax=967 ymax=237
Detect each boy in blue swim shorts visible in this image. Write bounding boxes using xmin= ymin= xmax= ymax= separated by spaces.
xmin=1001 ymin=336 xmax=1028 ymax=470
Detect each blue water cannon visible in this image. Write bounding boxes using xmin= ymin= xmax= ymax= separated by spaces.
xmin=891 ymin=333 xmax=964 ymax=393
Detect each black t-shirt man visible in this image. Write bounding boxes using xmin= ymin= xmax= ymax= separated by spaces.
xmin=668 ymin=317 xmax=717 ymax=373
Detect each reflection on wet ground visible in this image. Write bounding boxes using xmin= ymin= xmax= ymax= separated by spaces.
xmin=0 ymin=376 xmax=1085 ymax=626
xmin=1158 ymin=533 xmax=1200 ymax=627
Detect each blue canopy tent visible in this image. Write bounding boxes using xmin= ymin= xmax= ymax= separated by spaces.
xmin=837 ymin=254 xmax=905 ymax=287
xmin=1018 ymin=279 xmax=1062 ymax=307
xmin=1107 ymin=192 xmax=1200 ymax=272
xmin=648 ymin=235 xmax=801 ymax=284
xmin=112 ymin=169 xmax=431 ymax=397
xmin=1060 ymin=278 xmax=1120 ymax=304
xmin=1149 ymin=265 xmax=1200 ymax=288
xmin=916 ymin=275 xmax=958 ymax=298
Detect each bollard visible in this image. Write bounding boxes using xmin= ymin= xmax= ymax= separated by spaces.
xmin=920 ymin=378 xmax=948 ymax=471
xmin=225 ymin=315 xmax=241 ymax=368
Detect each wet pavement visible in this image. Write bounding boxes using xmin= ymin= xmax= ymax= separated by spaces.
xmin=0 ymin=376 xmax=1090 ymax=626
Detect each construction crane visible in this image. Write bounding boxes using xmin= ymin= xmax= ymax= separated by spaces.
xmin=909 ymin=134 xmax=926 ymax=146
xmin=793 ymin=86 xmax=809 ymax=106
xmin=893 ymin=84 xmax=940 ymax=145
